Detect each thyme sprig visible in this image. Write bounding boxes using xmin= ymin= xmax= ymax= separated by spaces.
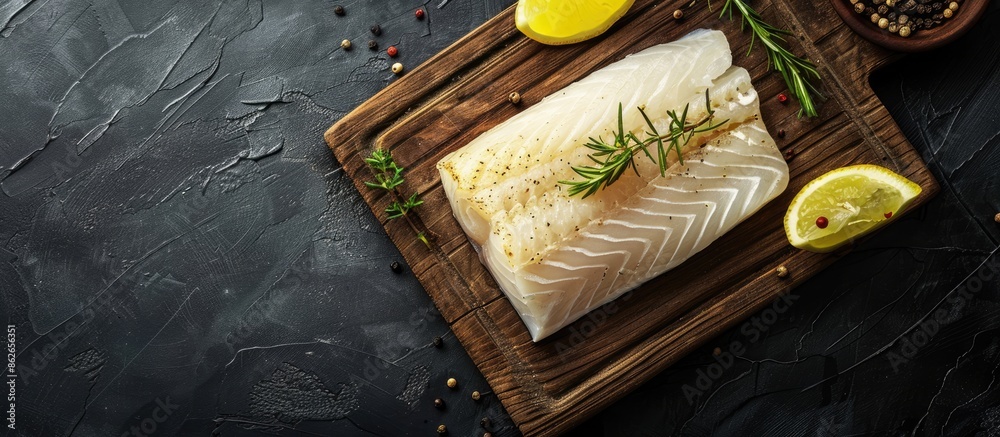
xmin=559 ymin=90 xmax=728 ymax=198
xmin=364 ymin=148 xmax=429 ymax=246
xmin=717 ymin=0 xmax=823 ymax=117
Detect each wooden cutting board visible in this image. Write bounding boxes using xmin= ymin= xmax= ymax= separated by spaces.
xmin=325 ymin=0 xmax=939 ymax=434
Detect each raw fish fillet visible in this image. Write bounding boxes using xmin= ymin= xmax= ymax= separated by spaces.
xmin=437 ymin=29 xmax=789 ymax=341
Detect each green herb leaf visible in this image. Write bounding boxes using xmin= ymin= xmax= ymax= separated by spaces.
xmin=363 ymin=148 xmax=428 ymax=244
xmin=559 ymin=90 xmax=728 ymax=198
xmin=717 ymin=0 xmax=823 ymax=117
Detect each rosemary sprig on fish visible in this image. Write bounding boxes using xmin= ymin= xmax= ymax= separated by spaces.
xmin=559 ymin=90 xmax=729 ymax=198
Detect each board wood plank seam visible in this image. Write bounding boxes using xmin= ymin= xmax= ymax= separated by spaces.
xmin=325 ymin=0 xmax=939 ymax=434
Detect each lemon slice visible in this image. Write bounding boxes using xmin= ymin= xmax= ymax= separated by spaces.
xmin=515 ymin=0 xmax=635 ymax=45
xmin=784 ymin=164 xmax=922 ymax=253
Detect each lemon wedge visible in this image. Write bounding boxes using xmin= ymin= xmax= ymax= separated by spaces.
xmin=515 ymin=0 xmax=635 ymax=45
xmin=784 ymin=164 xmax=922 ymax=253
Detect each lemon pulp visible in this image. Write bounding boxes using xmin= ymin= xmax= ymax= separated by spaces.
xmin=515 ymin=0 xmax=634 ymax=45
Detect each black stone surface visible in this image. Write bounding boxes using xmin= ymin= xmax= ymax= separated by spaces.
xmin=0 ymin=1 xmax=997 ymax=436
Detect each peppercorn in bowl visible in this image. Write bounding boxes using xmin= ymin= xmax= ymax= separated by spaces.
xmin=830 ymin=0 xmax=989 ymax=52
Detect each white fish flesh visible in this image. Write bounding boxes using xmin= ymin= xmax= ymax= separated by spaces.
xmin=437 ymin=29 xmax=789 ymax=341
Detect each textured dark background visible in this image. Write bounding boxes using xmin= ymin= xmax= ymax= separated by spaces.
xmin=1 ymin=0 xmax=998 ymax=436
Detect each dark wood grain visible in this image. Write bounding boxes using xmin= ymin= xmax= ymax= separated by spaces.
xmin=324 ymin=0 xmax=939 ymax=434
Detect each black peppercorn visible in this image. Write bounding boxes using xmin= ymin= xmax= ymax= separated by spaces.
xmin=333 ymin=5 xmax=345 ymax=16
xmin=390 ymin=261 xmax=402 ymax=273
xmin=370 ymin=24 xmax=382 ymax=36
xmin=434 ymin=398 xmax=445 ymax=409
xmin=777 ymin=129 xmax=786 ymax=138
xmin=433 ymin=336 xmax=443 ymax=348
xmin=368 ymin=40 xmax=378 ymax=50
xmin=480 ymin=417 xmax=492 ymax=428
xmin=845 ymin=0 xmax=959 ymax=34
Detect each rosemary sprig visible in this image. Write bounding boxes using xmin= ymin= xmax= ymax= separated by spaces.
xmin=364 ymin=148 xmax=429 ymax=246
xmin=717 ymin=0 xmax=823 ymax=117
xmin=559 ymin=90 xmax=728 ymax=198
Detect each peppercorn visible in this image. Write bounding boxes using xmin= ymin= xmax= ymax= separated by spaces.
xmin=484 ymin=433 xmax=493 ymax=437
xmin=508 ymin=91 xmax=521 ymax=105
xmin=480 ymin=417 xmax=492 ymax=428
xmin=340 ymin=39 xmax=352 ymax=50
xmin=390 ymin=261 xmax=402 ymax=273
xmin=415 ymin=8 xmax=425 ymax=20
xmin=854 ymin=0 xmax=957 ymax=35
xmin=333 ymin=5 xmax=345 ymax=16
xmin=433 ymin=336 xmax=443 ymax=348
xmin=391 ymin=62 xmax=404 ymax=75
xmin=436 ymin=424 xmax=447 ymax=435
xmin=471 ymin=391 xmax=481 ymax=401
xmin=784 ymin=149 xmax=795 ymax=160
xmin=994 ymin=212 xmax=1000 ymax=223
xmin=884 ymin=211 xmax=893 ymax=219
xmin=775 ymin=265 xmax=789 ymax=278
xmin=712 ymin=347 xmax=721 ymax=356
xmin=673 ymin=9 xmax=684 ymax=19
xmin=446 ymin=377 xmax=457 ymax=389
xmin=777 ymin=129 xmax=786 ymax=138
xmin=370 ymin=24 xmax=382 ymax=36
xmin=777 ymin=93 xmax=788 ymax=104
xmin=387 ymin=45 xmax=398 ymax=57
xmin=434 ymin=398 xmax=445 ymax=409
xmin=816 ymin=216 xmax=829 ymax=229
xmin=368 ymin=40 xmax=378 ymax=50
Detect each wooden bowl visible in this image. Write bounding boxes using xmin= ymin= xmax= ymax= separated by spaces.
xmin=829 ymin=0 xmax=990 ymax=52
